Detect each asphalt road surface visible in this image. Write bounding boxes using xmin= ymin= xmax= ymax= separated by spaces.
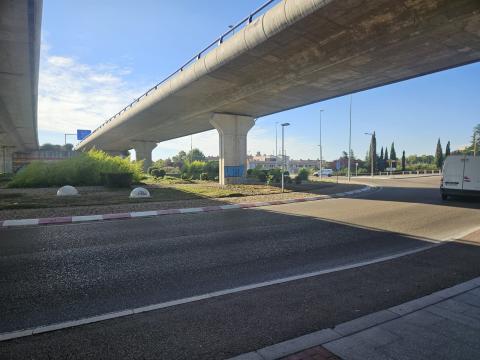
xmin=1 ymin=176 xmax=479 ymax=359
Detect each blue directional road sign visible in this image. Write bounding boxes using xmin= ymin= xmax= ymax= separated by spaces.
xmin=77 ymin=129 xmax=92 ymax=140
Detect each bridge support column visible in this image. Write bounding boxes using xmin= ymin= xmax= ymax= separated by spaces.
xmin=133 ymin=141 xmax=157 ymax=173
xmin=0 ymin=146 xmax=14 ymax=174
xmin=210 ymin=113 xmax=255 ymax=185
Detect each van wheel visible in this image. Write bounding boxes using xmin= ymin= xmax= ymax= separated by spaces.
xmin=441 ymin=193 xmax=448 ymax=201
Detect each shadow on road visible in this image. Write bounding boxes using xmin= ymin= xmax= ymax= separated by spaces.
xmin=364 ymin=185 xmax=480 ymax=209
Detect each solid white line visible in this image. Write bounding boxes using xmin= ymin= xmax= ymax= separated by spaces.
xmin=230 ymin=276 xmax=480 ymax=360
xmin=0 ymin=240 xmax=441 ymax=342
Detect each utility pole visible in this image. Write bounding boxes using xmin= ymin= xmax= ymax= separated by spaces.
xmin=275 ymin=122 xmax=278 ymax=159
xmin=281 ymin=123 xmax=290 ymax=193
xmin=190 ymin=135 xmax=193 ymax=162
xmin=474 ymin=131 xmax=477 ymax=158
xmin=319 ymin=109 xmax=324 ymax=179
xmin=347 ymin=95 xmax=352 ymax=182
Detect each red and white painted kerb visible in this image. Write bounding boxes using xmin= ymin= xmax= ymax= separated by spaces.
xmin=0 ymin=186 xmax=375 ymax=228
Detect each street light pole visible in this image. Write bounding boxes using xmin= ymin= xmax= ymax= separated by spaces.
xmin=275 ymin=122 xmax=278 ymax=159
xmin=319 ymin=109 xmax=324 ymax=179
xmin=474 ymin=131 xmax=477 ymax=158
xmin=347 ymin=95 xmax=352 ymax=182
xmin=281 ymin=123 xmax=290 ymax=193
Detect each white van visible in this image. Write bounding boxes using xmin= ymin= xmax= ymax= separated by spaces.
xmin=441 ymin=155 xmax=480 ymax=200
xmin=313 ymin=168 xmax=333 ymax=177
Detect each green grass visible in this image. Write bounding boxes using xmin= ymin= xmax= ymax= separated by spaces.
xmin=0 ymin=178 xmax=341 ymax=211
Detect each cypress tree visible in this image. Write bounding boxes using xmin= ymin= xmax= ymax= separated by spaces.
xmin=368 ymin=132 xmax=377 ymax=173
xmin=390 ymin=142 xmax=397 ymax=161
xmin=445 ymin=141 xmax=451 ymax=157
xmin=435 ymin=139 xmax=444 ymax=169
xmin=384 ymin=148 xmax=389 ymax=170
xmin=379 ymin=147 xmax=384 ymax=171
xmin=401 ymin=150 xmax=406 ymax=171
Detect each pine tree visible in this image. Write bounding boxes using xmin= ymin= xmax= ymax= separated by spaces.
xmin=445 ymin=141 xmax=451 ymax=158
xmin=435 ymin=139 xmax=444 ymax=169
xmin=401 ymin=150 xmax=406 ymax=171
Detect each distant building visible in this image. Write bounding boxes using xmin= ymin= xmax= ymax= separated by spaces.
xmin=247 ymin=152 xmax=286 ymax=171
xmin=205 ymin=156 xmax=219 ymax=162
xmin=289 ymin=159 xmax=320 ymax=173
xmin=13 ymin=149 xmax=76 ymax=172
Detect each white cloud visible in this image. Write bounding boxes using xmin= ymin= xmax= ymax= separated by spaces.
xmin=38 ymin=44 xmax=316 ymax=160
xmin=38 ymin=44 xmax=143 ymax=134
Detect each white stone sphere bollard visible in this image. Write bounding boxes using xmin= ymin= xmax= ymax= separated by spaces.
xmin=57 ymin=185 xmax=79 ymax=196
xmin=129 ymin=187 xmax=151 ymax=199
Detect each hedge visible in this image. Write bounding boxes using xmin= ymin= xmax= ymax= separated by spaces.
xmin=8 ymin=149 xmax=143 ymax=188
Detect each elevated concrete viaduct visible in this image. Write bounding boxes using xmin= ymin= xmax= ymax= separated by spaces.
xmin=76 ymin=0 xmax=480 ymax=183
xmin=0 ymin=0 xmax=42 ymax=173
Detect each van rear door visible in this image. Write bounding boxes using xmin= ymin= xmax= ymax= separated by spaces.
xmin=443 ymin=156 xmax=464 ymax=191
xmin=462 ymin=157 xmax=480 ymax=192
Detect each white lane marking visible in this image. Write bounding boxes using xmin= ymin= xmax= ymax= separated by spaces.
xmin=0 ymin=240 xmax=441 ymax=342
xmin=72 ymin=215 xmax=103 ymax=222
xmin=1 ymin=219 xmax=39 ymax=227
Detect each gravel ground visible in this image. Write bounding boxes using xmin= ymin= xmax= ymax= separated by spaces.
xmin=0 ymin=182 xmax=363 ymax=220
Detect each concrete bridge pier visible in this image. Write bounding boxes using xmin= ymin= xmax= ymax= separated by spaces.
xmin=0 ymin=146 xmax=14 ymax=174
xmin=210 ymin=113 xmax=255 ymax=185
xmin=133 ymin=141 xmax=157 ymax=172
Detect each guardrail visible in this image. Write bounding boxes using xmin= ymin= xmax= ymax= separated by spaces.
xmin=78 ymin=0 xmax=281 ymax=146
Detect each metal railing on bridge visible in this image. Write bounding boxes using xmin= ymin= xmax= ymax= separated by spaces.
xmin=78 ymin=0 xmax=282 ymax=146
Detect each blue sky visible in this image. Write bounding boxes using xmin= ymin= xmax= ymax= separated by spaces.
xmin=38 ymin=0 xmax=480 ymax=161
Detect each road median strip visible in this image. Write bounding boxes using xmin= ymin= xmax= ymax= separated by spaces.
xmin=0 ymin=186 xmax=376 ymax=228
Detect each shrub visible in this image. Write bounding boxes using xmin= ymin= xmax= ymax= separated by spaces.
xmin=181 ymin=160 xmax=218 ymax=180
xmin=246 ymin=169 xmax=254 ymax=176
xmin=294 ymin=175 xmax=302 ymax=184
xmin=269 ymin=168 xmax=282 ymax=183
xmin=151 ymin=168 xmax=166 ymax=178
xmin=147 ymin=166 xmax=159 ymax=175
xmin=8 ymin=149 xmax=143 ymax=188
xmin=298 ymin=168 xmax=309 ymax=181
xmin=200 ymin=172 xmax=209 ymax=181
xmin=257 ymin=171 xmax=268 ymax=182
xmin=101 ymin=172 xmax=133 ymax=188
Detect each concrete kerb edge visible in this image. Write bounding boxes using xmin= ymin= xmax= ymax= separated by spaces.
xmin=0 ymin=186 xmax=376 ymax=228
xmin=228 ymin=276 xmax=480 ymax=360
